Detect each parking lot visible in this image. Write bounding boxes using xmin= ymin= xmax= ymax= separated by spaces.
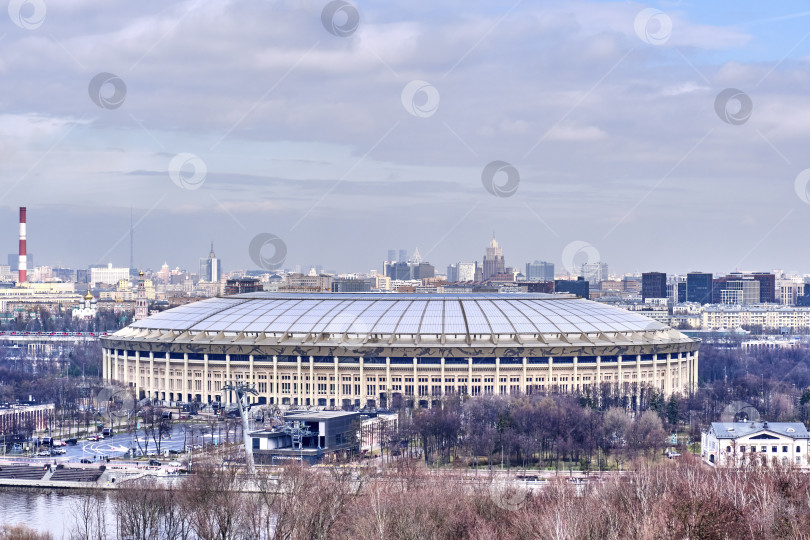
xmin=14 ymin=422 xmax=239 ymax=464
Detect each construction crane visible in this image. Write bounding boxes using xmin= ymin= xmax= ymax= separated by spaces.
xmin=222 ymin=381 xmax=258 ymax=474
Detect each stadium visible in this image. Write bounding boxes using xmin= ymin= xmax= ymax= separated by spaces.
xmin=100 ymin=293 xmax=699 ymax=408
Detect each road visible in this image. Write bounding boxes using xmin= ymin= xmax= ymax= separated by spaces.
xmin=15 ymin=422 xmax=247 ymax=464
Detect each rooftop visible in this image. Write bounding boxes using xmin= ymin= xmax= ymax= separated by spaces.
xmin=710 ymin=422 xmax=810 ymax=439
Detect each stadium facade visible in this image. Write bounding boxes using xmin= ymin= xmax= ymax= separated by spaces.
xmin=100 ymin=293 xmax=699 ymax=408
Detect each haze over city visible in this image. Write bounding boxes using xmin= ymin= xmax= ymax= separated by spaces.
xmin=3 ymin=1 xmax=810 ymax=274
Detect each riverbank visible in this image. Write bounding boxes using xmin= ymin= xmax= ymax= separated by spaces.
xmin=0 ymin=460 xmax=181 ymax=490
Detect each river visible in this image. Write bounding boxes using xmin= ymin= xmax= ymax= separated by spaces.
xmin=0 ymin=488 xmax=116 ymax=539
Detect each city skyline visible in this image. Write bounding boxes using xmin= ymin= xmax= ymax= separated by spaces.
xmin=3 ymin=2 xmax=810 ymax=275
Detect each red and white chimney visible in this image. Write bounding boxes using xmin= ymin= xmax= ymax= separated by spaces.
xmin=18 ymin=207 xmax=26 ymax=283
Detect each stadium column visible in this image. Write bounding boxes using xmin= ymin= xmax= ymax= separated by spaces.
xmin=359 ymin=357 xmax=365 ymax=408
xmin=440 ymin=357 xmax=445 ymax=397
xmin=548 ymin=357 xmax=553 ymax=389
xmin=617 ymin=355 xmax=622 ymax=393
xmin=184 ymin=354 xmax=189 ymax=403
xmin=309 ymin=356 xmax=314 ymax=406
xmin=273 ymin=356 xmax=279 ymax=406
xmin=249 ymin=355 xmax=254 ymax=405
xmin=635 ymin=355 xmax=641 ymax=409
xmin=495 ymin=357 xmax=500 ymax=395
xmin=385 ymin=358 xmax=391 ymax=405
xmin=413 ymin=357 xmax=418 ymax=408
xmin=149 ymin=352 xmax=155 ymax=401
xmin=335 ymin=357 xmax=340 ymax=408
xmin=596 ymin=356 xmax=601 ymax=390
xmin=122 ymin=350 xmax=128 ymax=387
xmin=573 ymin=357 xmax=578 ymax=393
xmin=203 ymin=354 xmax=209 ymax=404
xmin=165 ymin=353 xmax=170 ymax=402
xmin=296 ymin=356 xmax=302 ymax=407
xmin=225 ymin=354 xmax=231 ymax=405
xmin=135 ymin=352 xmax=140 ymax=400
xmin=692 ymin=351 xmax=699 ymax=393
xmin=665 ymin=354 xmax=671 ymax=396
xmin=521 ymin=357 xmax=527 ymax=394
xmin=467 ymin=358 xmax=472 ymax=395
xmin=111 ymin=350 xmax=117 ymax=382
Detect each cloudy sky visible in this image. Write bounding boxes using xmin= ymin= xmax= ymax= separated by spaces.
xmin=3 ymin=0 xmax=810 ymax=276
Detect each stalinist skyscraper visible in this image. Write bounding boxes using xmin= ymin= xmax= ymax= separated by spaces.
xmin=482 ymin=235 xmax=505 ymax=280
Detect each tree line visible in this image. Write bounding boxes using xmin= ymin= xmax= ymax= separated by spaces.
xmin=54 ymin=456 xmax=810 ymax=540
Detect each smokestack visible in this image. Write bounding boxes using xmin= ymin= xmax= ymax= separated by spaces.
xmin=18 ymin=207 xmax=26 ymax=283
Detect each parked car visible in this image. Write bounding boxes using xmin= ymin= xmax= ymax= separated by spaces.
xmin=37 ymin=450 xmax=50 ymax=457
xmin=80 ymin=458 xmax=92 ymax=464
xmin=148 ymin=459 xmax=161 ymax=466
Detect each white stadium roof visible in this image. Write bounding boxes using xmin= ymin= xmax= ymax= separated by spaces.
xmin=110 ymin=293 xmax=688 ymax=349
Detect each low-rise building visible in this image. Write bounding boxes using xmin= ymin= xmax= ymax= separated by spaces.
xmin=249 ymin=411 xmax=359 ymax=464
xmin=702 ymin=422 xmax=810 ymax=468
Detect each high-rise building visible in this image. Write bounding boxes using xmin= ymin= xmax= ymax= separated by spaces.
xmin=398 ymin=249 xmax=407 ymax=263
xmin=7 ymin=253 xmax=32 ymax=272
xmin=719 ymin=279 xmax=760 ymax=304
xmin=730 ymin=272 xmax=775 ymax=304
xmin=90 ymin=263 xmax=130 ymax=287
xmin=134 ymin=271 xmax=148 ymax=321
xmin=581 ymin=262 xmax=608 ymax=287
xmin=483 ymin=236 xmax=505 ymax=281
xmin=225 ymin=277 xmax=263 ymax=295
xmin=686 ymin=272 xmax=713 ymax=304
xmin=384 ymin=249 xmax=434 ymax=281
xmin=526 ymin=261 xmax=554 ymax=282
xmin=447 ymin=262 xmax=477 ymax=282
xmin=387 ymin=250 xmax=396 ymax=263
xmin=458 ymin=262 xmax=477 ymax=282
xmin=642 ymin=272 xmax=667 ymax=301
xmin=199 ymin=242 xmax=221 ymax=283
xmin=555 ymin=277 xmax=589 ymax=299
